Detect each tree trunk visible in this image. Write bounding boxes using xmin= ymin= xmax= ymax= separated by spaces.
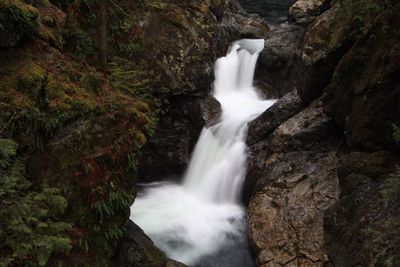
xmin=99 ymin=0 xmax=107 ymax=69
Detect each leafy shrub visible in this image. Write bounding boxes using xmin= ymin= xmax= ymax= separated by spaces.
xmin=80 ymin=71 xmax=103 ymax=94
xmin=0 ymin=139 xmax=72 ymax=267
xmin=92 ymin=187 xmax=132 ymax=222
xmin=62 ymin=27 xmax=96 ymax=59
xmin=109 ymin=57 xmax=150 ymax=95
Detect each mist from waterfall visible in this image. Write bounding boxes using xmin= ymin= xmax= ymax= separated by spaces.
xmin=130 ymin=39 xmax=276 ymax=266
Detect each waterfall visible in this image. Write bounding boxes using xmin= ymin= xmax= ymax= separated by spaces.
xmin=130 ymin=39 xmax=276 ymax=266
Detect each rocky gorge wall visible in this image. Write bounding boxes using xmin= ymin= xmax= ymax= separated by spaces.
xmin=0 ymin=0 xmax=399 ymax=266
xmin=244 ymin=0 xmax=400 ymax=266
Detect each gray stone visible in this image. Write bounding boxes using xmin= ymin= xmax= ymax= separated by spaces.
xmin=114 ymin=221 xmax=186 ymax=267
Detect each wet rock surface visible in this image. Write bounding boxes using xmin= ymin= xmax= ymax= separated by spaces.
xmin=246 ymin=102 xmax=340 ymax=266
xmin=139 ymin=96 xmax=204 ymax=182
xmin=256 ymin=23 xmax=304 ymax=98
xmin=201 ymin=96 xmax=222 ymax=128
xmin=293 ymin=2 xmax=353 ymax=102
xmin=246 ymin=89 xmax=304 ymax=146
xmin=322 ymin=5 xmax=400 ymax=151
xmin=289 ymin=0 xmax=330 ymax=25
xmin=321 ymin=4 xmax=400 ymax=266
xmin=245 ymin=1 xmax=400 ymax=266
xmin=324 ymin=151 xmax=400 ymax=266
xmin=255 ymin=1 xmax=354 ymax=102
xmin=114 ymin=221 xmax=186 ymax=267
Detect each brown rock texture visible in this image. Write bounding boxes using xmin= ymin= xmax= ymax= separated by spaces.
xmin=289 ymin=0 xmax=330 ymax=24
xmin=245 ymin=1 xmax=400 ymax=266
xmin=322 ymin=3 xmax=400 ymax=266
xmin=247 ymin=102 xmax=340 ymax=266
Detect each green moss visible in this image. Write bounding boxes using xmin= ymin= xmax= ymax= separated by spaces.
xmin=0 ymin=0 xmax=55 ymax=47
xmin=0 ymin=0 xmax=40 ymax=37
xmin=0 ymin=50 xmax=101 ymax=150
xmin=165 ymin=9 xmax=190 ymax=29
xmin=17 ymin=63 xmax=46 ymax=102
xmin=41 ymin=14 xmax=54 ymax=26
xmin=109 ymin=57 xmax=151 ymax=96
xmin=46 ymin=74 xmax=97 ymax=111
xmin=144 ymin=0 xmax=168 ymax=10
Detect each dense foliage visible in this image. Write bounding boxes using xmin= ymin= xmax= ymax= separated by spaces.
xmin=0 ymin=0 xmax=159 ymax=265
xmin=0 ymin=139 xmax=71 ymax=266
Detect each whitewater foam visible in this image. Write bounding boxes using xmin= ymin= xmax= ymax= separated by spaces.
xmin=130 ymin=39 xmax=276 ymax=265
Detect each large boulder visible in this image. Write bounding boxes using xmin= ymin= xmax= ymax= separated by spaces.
xmin=247 ymin=101 xmax=340 ymax=266
xmin=256 ymin=23 xmax=304 ymax=98
xmin=289 ymin=0 xmax=331 ymax=25
xmin=292 ymin=2 xmax=354 ymax=102
xmin=246 ymin=89 xmax=304 ymax=147
xmin=255 ymin=1 xmax=351 ymax=101
xmin=212 ymin=0 xmax=269 ymax=56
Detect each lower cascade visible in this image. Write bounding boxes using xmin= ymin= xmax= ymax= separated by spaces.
xmin=130 ymin=39 xmax=276 ymax=266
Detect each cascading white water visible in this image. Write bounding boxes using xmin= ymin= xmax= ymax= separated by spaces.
xmin=130 ymin=39 xmax=276 ymax=266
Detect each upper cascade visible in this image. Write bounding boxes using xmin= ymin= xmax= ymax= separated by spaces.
xmin=213 ymin=39 xmax=265 ymax=97
xmin=183 ymin=38 xmax=275 ymax=203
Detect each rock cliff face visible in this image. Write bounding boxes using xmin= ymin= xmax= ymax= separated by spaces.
xmin=248 ymin=101 xmax=340 ymax=266
xmin=245 ymin=0 xmax=400 ymax=266
xmin=322 ymin=3 xmax=400 ymax=265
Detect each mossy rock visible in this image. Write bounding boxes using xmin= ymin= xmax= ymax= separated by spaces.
xmin=0 ymin=0 xmax=56 ymax=47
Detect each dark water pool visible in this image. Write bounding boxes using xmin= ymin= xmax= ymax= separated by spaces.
xmin=238 ymin=0 xmax=296 ymax=24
